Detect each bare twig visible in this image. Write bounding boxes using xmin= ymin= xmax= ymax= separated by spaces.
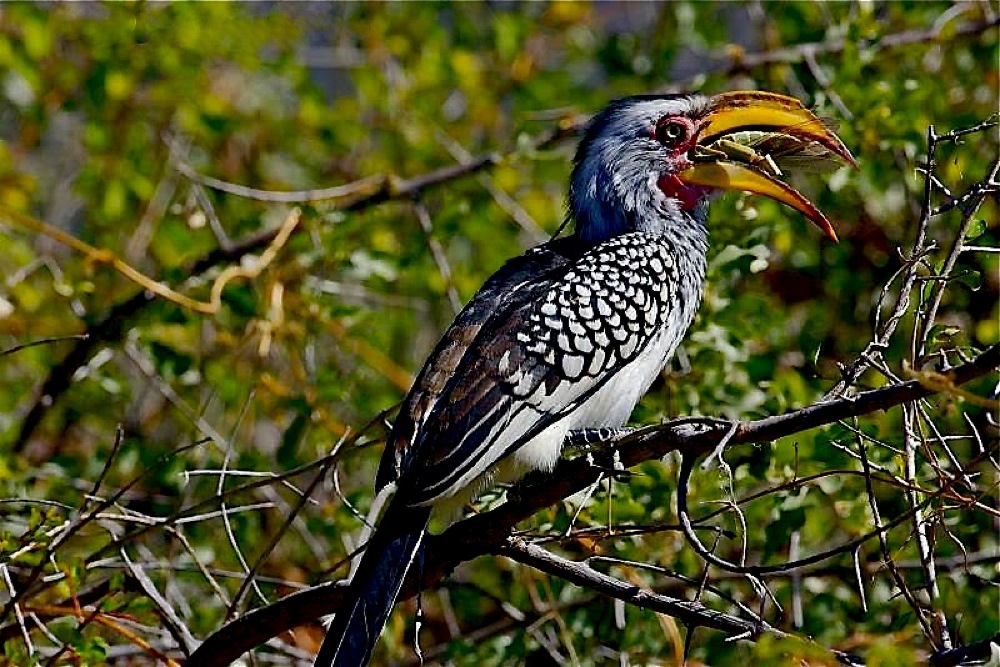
xmin=501 ymin=536 xmax=778 ymax=639
xmin=186 ymin=344 xmax=998 ymax=666
xmin=857 ymin=435 xmax=936 ymax=646
xmin=224 ymin=438 xmax=341 ymax=621
xmin=0 ymin=334 xmax=90 ymax=358
xmin=919 ymin=157 xmax=1000 ymax=356
xmin=412 ymin=200 xmax=462 ymax=315
xmin=725 ymin=18 xmax=999 ymax=71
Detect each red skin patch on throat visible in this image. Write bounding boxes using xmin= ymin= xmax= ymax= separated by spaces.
xmin=658 ymin=173 xmax=706 ymax=212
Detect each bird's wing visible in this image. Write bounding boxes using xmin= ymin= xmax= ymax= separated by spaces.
xmin=380 ymin=233 xmax=685 ymax=505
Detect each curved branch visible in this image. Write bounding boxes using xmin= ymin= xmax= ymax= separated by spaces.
xmin=725 ymin=18 xmax=999 ymax=71
xmin=500 ymin=536 xmax=778 ymax=637
xmin=187 ymin=344 xmax=998 ymax=666
xmin=9 ymin=124 xmax=575 ymax=456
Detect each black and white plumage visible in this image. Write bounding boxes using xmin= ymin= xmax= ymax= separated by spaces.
xmin=316 ymin=92 xmax=852 ymax=667
xmin=384 ymin=230 xmax=706 ymax=507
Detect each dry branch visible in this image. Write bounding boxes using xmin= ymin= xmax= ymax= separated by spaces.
xmin=187 ymin=344 xmax=998 ymax=666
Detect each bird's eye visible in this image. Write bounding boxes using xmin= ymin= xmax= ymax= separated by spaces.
xmin=655 ymin=118 xmax=688 ymax=148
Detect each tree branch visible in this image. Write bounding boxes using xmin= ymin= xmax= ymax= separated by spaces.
xmin=726 ymin=18 xmax=999 ymax=72
xmin=8 ymin=120 xmax=578 ymax=456
xmin=500 ymin=536 xmax=778 ymax=637
xmin=187 ymin=344 xmax=998 ymax=666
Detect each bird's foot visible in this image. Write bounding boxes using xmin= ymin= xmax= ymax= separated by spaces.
xmin=564 ymin=427 xmax=635 ymax=479
xmin=565 ymin=426 xmax=635 ymax=448
xmin=584 ymin=448 xmax=633 ymax=480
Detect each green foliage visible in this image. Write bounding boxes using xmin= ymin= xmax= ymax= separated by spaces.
xmin=0 ymin=2 xmax=997 ymax=665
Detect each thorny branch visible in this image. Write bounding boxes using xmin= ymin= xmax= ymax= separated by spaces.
xmin=829 ymin=116 xmax=999 ymax=396
xmin=187 ymin=343 xmax=998 ymax=666
xmin=675 ymin=114 xmax=1000 ymax=660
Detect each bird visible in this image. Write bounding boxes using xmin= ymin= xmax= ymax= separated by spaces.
xmin=315 ymin=90 xmax=854 ymax=666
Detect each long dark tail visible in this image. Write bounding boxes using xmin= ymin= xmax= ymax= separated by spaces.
xmin=314 ymin=502 xmax=432 ymax=667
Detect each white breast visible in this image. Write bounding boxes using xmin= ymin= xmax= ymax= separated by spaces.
xmin=504 ymin=326 xmax=680 ymax=481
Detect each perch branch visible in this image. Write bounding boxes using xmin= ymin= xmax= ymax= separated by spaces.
xmin=186 ymin=344 xmax=997 ymax=666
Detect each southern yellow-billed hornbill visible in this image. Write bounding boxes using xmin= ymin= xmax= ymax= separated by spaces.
xmin=316 ymin=91 xmax=853 ymax=666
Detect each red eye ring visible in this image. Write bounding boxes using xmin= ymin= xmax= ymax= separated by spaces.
xmin=654 ymin=116 xmax=691 ymax=148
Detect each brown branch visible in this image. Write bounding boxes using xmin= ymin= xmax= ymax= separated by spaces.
xmin=0 ymin=334 xmax=89 ymax=358
xmin=500 ymin=540 xmax=869 ymax=665
xmin=9 ymin=123 xmax=575 ymax=456
xmin=500 ymin=536 xmax=778 ymax=638
xmin=186 ymin=344 xmax=998 ymax=666
xmin=723 ymin=18 xmax=1000 ymax=72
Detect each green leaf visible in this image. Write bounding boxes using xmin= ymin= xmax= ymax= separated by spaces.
xmin=953 ymin=267 xmax=982 ymax=291
xmin=964 ymin=218 xmax=987 ymax=241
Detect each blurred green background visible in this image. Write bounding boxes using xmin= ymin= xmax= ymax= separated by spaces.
xmin=0 ymin=3 xmax=996 ymax=665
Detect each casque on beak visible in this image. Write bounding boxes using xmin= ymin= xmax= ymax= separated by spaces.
xmin=678 ymin=90 xmax=856 ymax=242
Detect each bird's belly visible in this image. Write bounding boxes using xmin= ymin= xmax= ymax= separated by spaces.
xmin=507 ymin=328 xmax=678 ymax=479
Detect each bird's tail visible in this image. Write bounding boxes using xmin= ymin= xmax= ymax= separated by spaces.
xmin=314 ymin=501 xmax=432 ymax=667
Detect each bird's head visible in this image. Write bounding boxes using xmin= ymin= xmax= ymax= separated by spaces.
xmin=569 ymin=91 xmax=855 ymax=244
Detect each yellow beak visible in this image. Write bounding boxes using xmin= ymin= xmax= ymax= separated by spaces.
xmin=678 ymin=91 xmax=855 ymax=242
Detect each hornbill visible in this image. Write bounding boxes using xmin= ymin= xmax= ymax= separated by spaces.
xmin=315 ymin=91 xmax=853 ymax=666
